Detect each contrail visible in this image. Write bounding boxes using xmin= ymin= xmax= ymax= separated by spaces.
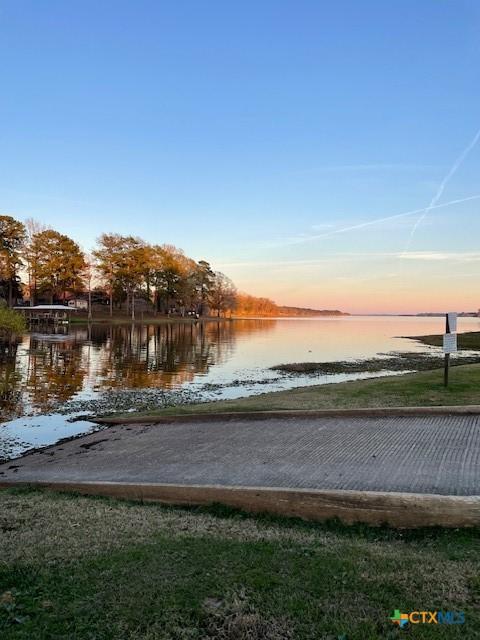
xmin=277 ymin=194 xmax=480 ymax=247
xmin=402 ymin=126 xmax=480 ymax=254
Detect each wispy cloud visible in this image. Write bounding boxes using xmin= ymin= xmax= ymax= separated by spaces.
xmin=296 ymin=163 xmax=437 ymax=174
xmin=216 ymin=258 xmax=334 ymax=269
xmin=399 ymin=251 xmax=480 ymax=262
xmin=266 ymin=194 xmax=480 ymax=248
xmin=216 ymin=250 xmax=480 ymax=270
xmin=402 ymin=126 xmax=480 ymax=254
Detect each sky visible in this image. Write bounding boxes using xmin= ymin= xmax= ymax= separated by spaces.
xmin=1 ymin=0 xmax=479 ymax=314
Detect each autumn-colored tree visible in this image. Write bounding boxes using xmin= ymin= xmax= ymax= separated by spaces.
xmin=30 ymin=230 xmax=86 ymax=303
xmin=0 ymin=215 xmax=26 ymax=307
xmin=235 ymin=293 xmax=279 ymax=317
xmin=93 ymin=236 xmax=255 ymax=319
xmin=150 ymin=245 xmax=195 ymax=315
xmin=117 ymin=236 xmax=149 ymax=320
xmin=174 ymin=253 xmax=199 ymax=315
xmin=209 ymin=272 xmax=237 ymax=318
xmin=93 ymin=234 xmax=126 ymax=316
xmin=193 ymin=260 xmax=215 ymax=316
xmin=94 ymin=234 xmax=151 ymax=319
xmin=1 ymin=215 xmax=338 ymax=321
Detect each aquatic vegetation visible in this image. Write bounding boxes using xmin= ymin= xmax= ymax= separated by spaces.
xmin=0 ymin=307 xmax=26 ymax=343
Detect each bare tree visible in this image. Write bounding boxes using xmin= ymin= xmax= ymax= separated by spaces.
xmin=83 ymin=253 xmax=97 ymax=320
xmin=23 ymin=218 xmax=47 ymax=306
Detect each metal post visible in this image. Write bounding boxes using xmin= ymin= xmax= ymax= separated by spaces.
xmin=443 ymin=312 xmax=457 ymax=387
xmin=444 ymin=353 xmax=450 ymax=387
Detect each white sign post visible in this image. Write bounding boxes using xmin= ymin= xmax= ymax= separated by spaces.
xmin=443 ymin=333 xmax=457 ymax=354
xmin=443 ymin=312 xmax=457 ymax=387
xmin=446 ymin=312 xmax=457 ymax=334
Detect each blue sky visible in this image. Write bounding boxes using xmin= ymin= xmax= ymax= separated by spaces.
xmin=1 ymin=0 xmax=479 ymax=312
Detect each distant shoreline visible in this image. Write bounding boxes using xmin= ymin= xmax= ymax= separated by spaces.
xmin=68 ymin=310 xmax=350 ymax=324
xmin=67 ymin=311 xmax=479 ymax=324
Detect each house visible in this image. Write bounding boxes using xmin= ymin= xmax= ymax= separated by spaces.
xmin=68 ymin=299 xmax=89 ymax=310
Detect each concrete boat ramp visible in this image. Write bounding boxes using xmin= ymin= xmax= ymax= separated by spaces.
xmin=1 ymin=410 xmax=479 ymax=528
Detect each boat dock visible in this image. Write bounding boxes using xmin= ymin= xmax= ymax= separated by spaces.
xmin=14 ymin=305 xmax=77 ymax=329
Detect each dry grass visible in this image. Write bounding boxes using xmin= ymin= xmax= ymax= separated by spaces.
xmin=0 ymin=491 xmax=321 ymax=566
xmin=203 ymin=590 xmax=294 ymax=639
xmin=1 ymin=489 xmax=479 ymax=639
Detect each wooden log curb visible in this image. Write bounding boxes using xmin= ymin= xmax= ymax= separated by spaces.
xmin=93 ymin=405 xmax=480 ymax=425
xmin=1 ymin=481 xmax=479 ymax=528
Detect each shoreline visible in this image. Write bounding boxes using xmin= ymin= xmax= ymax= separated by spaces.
xmin=104 ymin=361 xmax=480 ymax=421
xmin=69 ymin=313 xmax=349 ymax=325
xmin=3 ymin=331 xmax=480 ymax=461
xmin=70 ymin=315 xmax=232 ymax=325
xmin=268 ymin=331 xmax=480 ymax=375
xmin=95 ymin=331 xmax=480 ymax=422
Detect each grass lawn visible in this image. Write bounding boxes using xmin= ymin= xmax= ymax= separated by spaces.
xmin=0 ymin=489 xmax=478 ymax=639
xmin=412 ymin=332 xmax=480 ymax=351
xmin=111 ymin=362 xmax=480 ymax=420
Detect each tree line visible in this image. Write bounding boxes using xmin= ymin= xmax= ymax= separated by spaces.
xmin=1 ymin=214 xmax=346 ymax=319
xmin=0 ymin=214 xmax=242 ymax=318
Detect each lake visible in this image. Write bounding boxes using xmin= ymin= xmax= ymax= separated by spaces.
xmin=1 ymin=315 xmax=479 ymax=459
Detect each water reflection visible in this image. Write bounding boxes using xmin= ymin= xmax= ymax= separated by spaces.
xmin=0 ymin=320 xmax=275 ymax=421
xmin=0 ymin=344 xmax=23 ymax=419
xmin=1 ymin=315 xmax=479 ymax=424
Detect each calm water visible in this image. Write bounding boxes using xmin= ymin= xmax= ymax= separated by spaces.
xmin=1 ymin=316 xmax=479 ymax=458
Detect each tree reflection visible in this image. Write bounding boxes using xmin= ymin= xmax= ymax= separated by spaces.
xmin=92 ymin=320 xmax=275 ymax=388
xmin=23 ymin=335 xmax=87 ymax=414
xmin=0 ymin=342 xmax=23 ymax=419
xmin=0 ymin=319 xmax=276 ymax=420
